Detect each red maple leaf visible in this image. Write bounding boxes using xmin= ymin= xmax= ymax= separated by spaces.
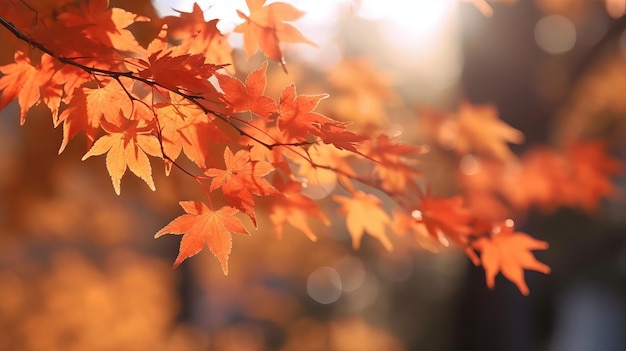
xmin=155 ymin=201 xmax=249 ymax=274
xmin=472 ymin=223 xmax=550 ymax=295
xmin=204 ymin=147 xmax=280 ymax=226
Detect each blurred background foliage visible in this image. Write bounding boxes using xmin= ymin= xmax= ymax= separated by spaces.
xmin=1 ymin=0 xmax=626 ymax=350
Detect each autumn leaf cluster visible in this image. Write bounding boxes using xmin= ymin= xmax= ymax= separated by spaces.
xmin=0 ymin=0 xmax=621 ymax=295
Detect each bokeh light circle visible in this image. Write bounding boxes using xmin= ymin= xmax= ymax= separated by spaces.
xmin=535 ymin=15 xmax=577 ymax=54
xmin=307 ymin=266 xmax=342 ymax=304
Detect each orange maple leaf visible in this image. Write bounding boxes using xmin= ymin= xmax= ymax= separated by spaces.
xmin=333 ymin=191 xmax=393 ymax=251
xmin=11 ymin=1 xmax=126 ymax=68
xmin=484 ymin=141 xmax=623 ymax=214
xmin=204 ymin=147 xmax=280 ymax=226
xmin=292 ymin=143 xmax=356 ymax=197
xmin=83 ymin=78 xmax=131 ymax=127
xmin=0 ymin=51 xmax=56 ymax=124
xmin=163 ymin=3 xmax=233 ymax=66
xmin=155 ymin=93 xmax=231 ymax=173
xmin=269 ymin=176 xmax=330 ymax=241
xmin=565 ymin=141 xmax=622 ymax=212
xmin=81 ymin=120 xmax=161 ymax=195
xmin=473 ymin=223 xmax=550 ymax=295
xmin=243 ymin=118 xmax=298 ymax=175
xmin=437 ymin=101 xmax=524 ymax=161
xmin=318 ymin=124 xmax=369 ymax=154
xmin=56 ymin=77 xmax=133 ymax=150
xmin=234 ymin=0 xmax=316 ymax=68
xmin=364 ymin=134 xmax=426 ymax=194
xmin=57 ymin=0 xmax=149 ymax=53
xmin=277 ymin=84 xmax=344 ymax=141
xmin=134 ymin=25 xmax=226 ymax=95
xmin=413 ymin=196 xmax=474 ymax=247
xmin=162 ymin=2 xmax=208 ymax=36
xmin=155 ymin=202 xmax=249 ymax=274
xmin=391 ymin=210 xmax=440 ymax=252
xmin=217 ymin=61 xmax=277 ymax=119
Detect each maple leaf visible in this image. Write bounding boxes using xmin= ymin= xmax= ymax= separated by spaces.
xmin=204 ymin=147 xmax=280 ymax=226
xmin=81 ymin=120 xmax=161 ymax=195
xmin=391 ymin=210 xmax=440 ymax=252
xmin=277 ymin=83 xmax=344 ymax=141
xmin=413 ymin=196 xmax=474 ymax=246
xmin=52 ymin=64 xmax=95 ymax=104
xmin=163 ymin=3 xmax=233 ymax=66
xmin=472 ymin=223 xmax=550 ymax=295
xmin=134 ymin=25 xmax=226 ymax=96
xmin=243 ymin=118 xmax=299 ymax=175
xmin=155 ymin=92 xmax=231 ymax=173
xmin=57 ymin=77 xmax=133 ymax=150
xmin=57 ymin=0 xmax=149 ymax=53
xmin=234 ymin=0 xmax=316 ymax=68
xmin=155 ymin=202 xmax=249 ymax=274
xmin=162 ymin=2 xmax=210 ymax=37
xmin=24 ymin=19 xmax=124 ymax=72
xmin=565 ymin=141 xmax=622 ymax=212
xmin=480 ymin=141 xmax=624 ymax=215
xmin=333 ymin=191 xmax=393 ymax=251
xmin=269 ymin=176 xmax=330 ymax=241
xmin=436 ymin=101 xmax=524 ymax=161
xmin=84 ymin=79 xmax=132 ymax=126
xmin=292 ymin=143 xmax=356 ymax=197
xmin=318 ymin=124 xmax=369 ymax=154
xmin=0 ymin=51 xmax=56 ymax=124
xmin=502 ymin=148 xmax=568 ymax=212
xmin=217 ymin=61 xmax=277 ymax=119
xmin=364 ymin=134 xmax=426 ymax=194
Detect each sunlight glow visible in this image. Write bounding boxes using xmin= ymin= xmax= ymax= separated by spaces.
xmin=357 ymin=0 xmax=456 ymax=42
xmin=153 ymin=0 xmax=456 ymax=48
xmin=152 ymin=0 xmax=462 ymax=94
xmin=357 ymin=0 xmax=462 ymax=96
